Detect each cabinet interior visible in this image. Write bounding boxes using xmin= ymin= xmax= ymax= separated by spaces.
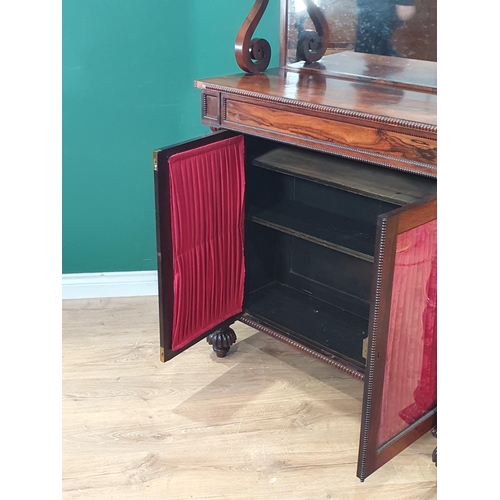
xmin=242 ymin=136 xmax=437 ymax=372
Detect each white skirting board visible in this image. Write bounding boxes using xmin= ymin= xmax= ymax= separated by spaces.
xmin=62 ymin=271 xmax=159 ymax=299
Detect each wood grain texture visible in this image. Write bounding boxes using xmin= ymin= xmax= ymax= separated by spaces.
xmin=220 ymin=99 xmax=436 ymax=176
xmin=196 ymin=68 xmax=436 ymax=176
xmin=196 ymin=68 xmax=437 ymax=129
xmin=235 ymin=0 xmax=271 ymax=73
xmin=63 ymin=296 xmax=436 ymax=499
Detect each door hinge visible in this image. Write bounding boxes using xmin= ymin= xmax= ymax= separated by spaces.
xmin=362 ymin=337 xmax=368 ymax=359
xmin=153 ymin=151 xmax=158 ymax=171
xmin=160 ymin=347 xmax=165 ymax=362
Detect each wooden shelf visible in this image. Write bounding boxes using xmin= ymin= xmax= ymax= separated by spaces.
xmin=252 ymin=146 xmax=436 ymax=206
xmin=246 ymin=199 xmax=376 ymax=262
xmin=245 ymin=282 xmax=368 ymax=366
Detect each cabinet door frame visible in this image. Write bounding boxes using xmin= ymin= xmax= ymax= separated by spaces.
xmin=154 ymin=130 xmax=243 ymax=362
xmin=357 ymin=197 xmax=437 ymax=481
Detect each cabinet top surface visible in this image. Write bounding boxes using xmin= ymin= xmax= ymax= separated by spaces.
xmin=196 ymin=65 xmax=437 ymax=130
xmin=287 ymin=53 xmax=437 ymax=93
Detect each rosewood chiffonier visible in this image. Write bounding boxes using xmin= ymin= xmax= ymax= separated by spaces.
xmin=153 ymin=0 xmax=437 ymax=481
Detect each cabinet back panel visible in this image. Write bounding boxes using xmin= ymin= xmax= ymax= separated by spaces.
xmin=292 ymin=178 xmax=398 ymax=226
xmin=244 ymin=226 xmax=371 ymax=364
xmin=245 ymin=282 xmax=368 ymax=367
xmin=245 ymin=165 xmax=294 ymax=210
xmin=246 ymin=163 xmax=398 ymax=227
xmin=287 ymin=237 xmax=372 ymax=317
xmin=243 ymin=222 xmax=287 ymax=294
xmin=245 ymin=229 xmax=372 ymax=313
xmin=252 ymin=144 xmax=437 ymax=205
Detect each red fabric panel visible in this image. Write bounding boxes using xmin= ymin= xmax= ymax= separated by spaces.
xmin=377 ymin=219 xmax=437 ymax=447
xmin=168 ymin=136 xmax=245 ymax=351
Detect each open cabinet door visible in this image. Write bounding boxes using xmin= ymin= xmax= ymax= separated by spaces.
xmin=357 ymin=198 xmax=437 ymax=481
xmin=154 ymin=131 xmax=245 ymax=362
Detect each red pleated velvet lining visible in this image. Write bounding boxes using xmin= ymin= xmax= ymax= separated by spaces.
xmin=168 ymin=136 xmax=245 ymax=352
xmin=377 ymin=219 xmax=437 ymax=447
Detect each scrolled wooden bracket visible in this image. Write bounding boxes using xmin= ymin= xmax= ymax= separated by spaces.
xmin=296 ymin=0 xmax=330 ymax=64
xmin=235 ymin=0 xmax=271 ymax=74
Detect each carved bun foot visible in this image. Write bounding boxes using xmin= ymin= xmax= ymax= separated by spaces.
xmin=207 ymin=327 xmax=237 ymax=358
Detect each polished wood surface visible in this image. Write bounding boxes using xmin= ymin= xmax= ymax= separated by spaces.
xmin=252 ymin=145 xmax=436 ymax=205
xmin=62 ymin=296 xmax=437 ymax=499
xmin=287 ymin=52 xmax=437 ymax=92
xmin=196 ymin=66 xmax=436 ymax=176
xmin=196 ymin=68 xmax=437 ymax=126
xmin=235 ymin=0 xmax=271 ymax=74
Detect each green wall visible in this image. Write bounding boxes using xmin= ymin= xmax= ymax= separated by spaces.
xmin=63 ymin=1 xmax=279 ymax=274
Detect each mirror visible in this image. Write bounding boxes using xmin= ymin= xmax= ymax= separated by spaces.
xmin=283 ymin=0 xmax=436 ymax=90
xmin=286 ymin=0 xmax=436 ymax=63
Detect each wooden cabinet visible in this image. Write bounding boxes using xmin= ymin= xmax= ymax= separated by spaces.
xmin=154 ymin=117 xmax=436 ymax=480
xmin=153 ymin=0 xmax=437 ymax=482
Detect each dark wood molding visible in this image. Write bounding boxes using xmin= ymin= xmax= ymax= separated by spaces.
xmin=235 ymin=0 xmax=271 ymax=74
xmin=240 ymin=314 xmax=365 ymax=380
xmin=201 ymin=90 xmax=221 ymax=128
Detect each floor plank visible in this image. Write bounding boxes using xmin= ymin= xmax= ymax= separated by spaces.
xmin=62 ymin=296 xmax=437 ymax=499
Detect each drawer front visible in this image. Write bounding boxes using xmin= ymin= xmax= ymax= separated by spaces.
xmin=201 ymin=90 xmax=437 ymax=178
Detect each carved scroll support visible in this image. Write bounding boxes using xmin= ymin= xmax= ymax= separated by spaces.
xmin=207 ymin=325 xmax=237 ymax=358
xmin=235 ymin=0 xmax=271 ymax=74
xmin=296 ymin=0 xmax=330 ymax=64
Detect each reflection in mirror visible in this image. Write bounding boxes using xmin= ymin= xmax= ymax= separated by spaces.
xmin=286 ymin=0 xmax=436 ymax=65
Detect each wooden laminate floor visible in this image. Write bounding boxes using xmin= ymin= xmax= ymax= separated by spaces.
xmin=62 ymin=296 xmax=437 ymax=499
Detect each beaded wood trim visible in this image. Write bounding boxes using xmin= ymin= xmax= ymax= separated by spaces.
xmin=219 ymin=115 xmax=437 ymax=178
xmin=198 ymin=82 xmax=437 ymax=134
xmin=358 ymin=218 xmax=387 ymax=481
xmin=239 ymin=314 xmax=365 ymax=381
